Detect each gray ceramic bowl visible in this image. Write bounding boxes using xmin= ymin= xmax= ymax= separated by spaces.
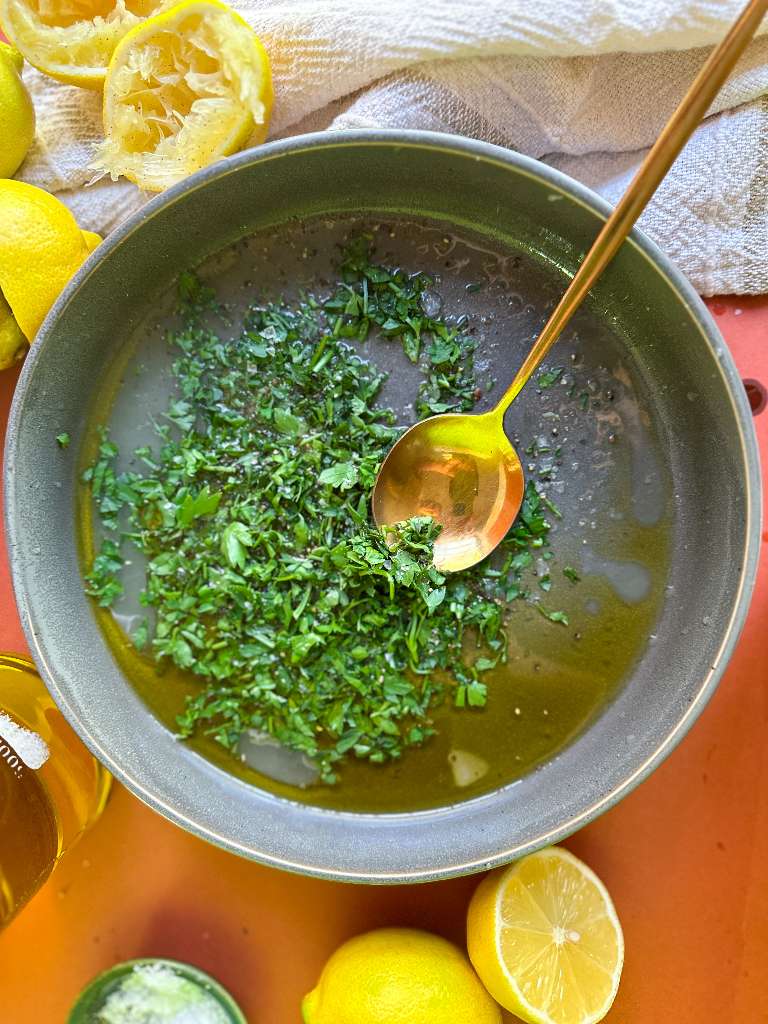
xmin=4 ymin=131 xmax=761 ymax=882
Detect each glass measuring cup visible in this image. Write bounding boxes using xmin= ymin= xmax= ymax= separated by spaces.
xmin=0 ymin=652 xmax=111 ymax=928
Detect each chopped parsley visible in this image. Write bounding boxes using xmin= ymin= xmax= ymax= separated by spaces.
xmin=56 ymin=432 xmax=70 ymax=449
xmin=84 ymin=240 xmax=572 ymax=783
xmin=537 ymin=605 xmax=570 ymax=625
xmin=537 ymin=367 xmax=564 ymax=389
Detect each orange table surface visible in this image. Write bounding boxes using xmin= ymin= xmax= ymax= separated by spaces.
xmin=0 ymin=296 xmax=766 ymax=1023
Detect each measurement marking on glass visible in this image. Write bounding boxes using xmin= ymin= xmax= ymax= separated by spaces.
xmin=0 ymin=712 xmax=49 ymax=774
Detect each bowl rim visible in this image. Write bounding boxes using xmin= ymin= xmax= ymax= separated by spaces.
xmin=4 ymin=129 xmax=762 ymax=882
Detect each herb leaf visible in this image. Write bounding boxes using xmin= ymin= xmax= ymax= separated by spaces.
xmin=221 ymin=521 xmax=253 ymax=569
xmin=318 ymin=461 xmax=359 ymax=490
xmin=537 ymin=367 xmax=564 ymax=389
xmin=537 ymin=605 xmax=570 ymax=625
xmin=176 ymin=485 xmax=221 ymax=527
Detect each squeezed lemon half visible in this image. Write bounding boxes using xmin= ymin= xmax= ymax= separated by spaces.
xmin=91 ymin=0 xmax=273 ymax=192
xmin=0 ymin=0 xmax=167 ymax=88
xmin=467 ymin=847 xmax=624 ymax=1024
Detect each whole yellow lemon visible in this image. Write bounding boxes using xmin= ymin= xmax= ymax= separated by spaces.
xmin=0 ymin=179 xmax=93 ymax=341
xmin=0 ymin=41 xmax=34 ymax=178
xmin=302 ymin=927 xmax=501 ymax=1024
xmin=0 ymin=290 xmax=26 ymax=369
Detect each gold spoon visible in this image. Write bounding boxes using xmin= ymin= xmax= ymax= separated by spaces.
xmin=372 ymin=0 xmax=767 ymax=572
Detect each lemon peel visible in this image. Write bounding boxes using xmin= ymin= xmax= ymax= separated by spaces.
xmin=302 ymin=927 xmax=501 ymax=1024
xmin=0 ymin=40 xmax=34 ymax=177
xmin=82 ymin=229 xmax=103 ymax=253
xmin=0 ymin=292 xmax=27 ymax=370
xmin=0 ymin=180 xmax=90 ymax=340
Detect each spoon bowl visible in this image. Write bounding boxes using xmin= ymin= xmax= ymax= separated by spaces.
xmin=372 ymin=411 xmax=524 ymax=572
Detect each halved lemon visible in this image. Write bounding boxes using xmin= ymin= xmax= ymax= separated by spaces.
xmin=467 ymin=847 xmax=624 ymax=1024
xmin=91 ymin=0 xmax=273 ymax=192
xmin=0 ymin=0 xmax=168 ymax=89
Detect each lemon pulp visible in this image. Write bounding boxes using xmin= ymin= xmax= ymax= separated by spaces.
xmin=0 ymin=0 xmax=166 ymax=87
xmin=92 ymin=0 xmax=273 ymax=191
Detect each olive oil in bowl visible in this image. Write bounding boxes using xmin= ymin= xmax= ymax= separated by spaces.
xmin=80 ymin=218 xmax=670 ymax=813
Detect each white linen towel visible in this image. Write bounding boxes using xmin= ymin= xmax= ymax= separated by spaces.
xmin=16 ymin=0 xmax=768 ymax=295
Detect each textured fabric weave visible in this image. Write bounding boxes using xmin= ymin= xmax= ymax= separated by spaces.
xmin=17 ymin=0 xmax=768 ymax=294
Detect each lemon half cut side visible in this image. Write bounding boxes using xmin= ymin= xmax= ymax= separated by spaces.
xmin=92 ymin=0 xmax=273 ymax=192
xmin=467 ymin=847 xmax=624 ymax=1024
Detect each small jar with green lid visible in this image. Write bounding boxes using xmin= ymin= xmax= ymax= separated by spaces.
xmin=68 ymin=958 xmax=247 ymax=1024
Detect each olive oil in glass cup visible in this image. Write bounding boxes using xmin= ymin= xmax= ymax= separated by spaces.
xmin=0 ymin=653 xmax=111 ymax=928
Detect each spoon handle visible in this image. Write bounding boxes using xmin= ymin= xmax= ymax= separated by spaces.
xmin=492 ymin=0 xmax=768 ymax=417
